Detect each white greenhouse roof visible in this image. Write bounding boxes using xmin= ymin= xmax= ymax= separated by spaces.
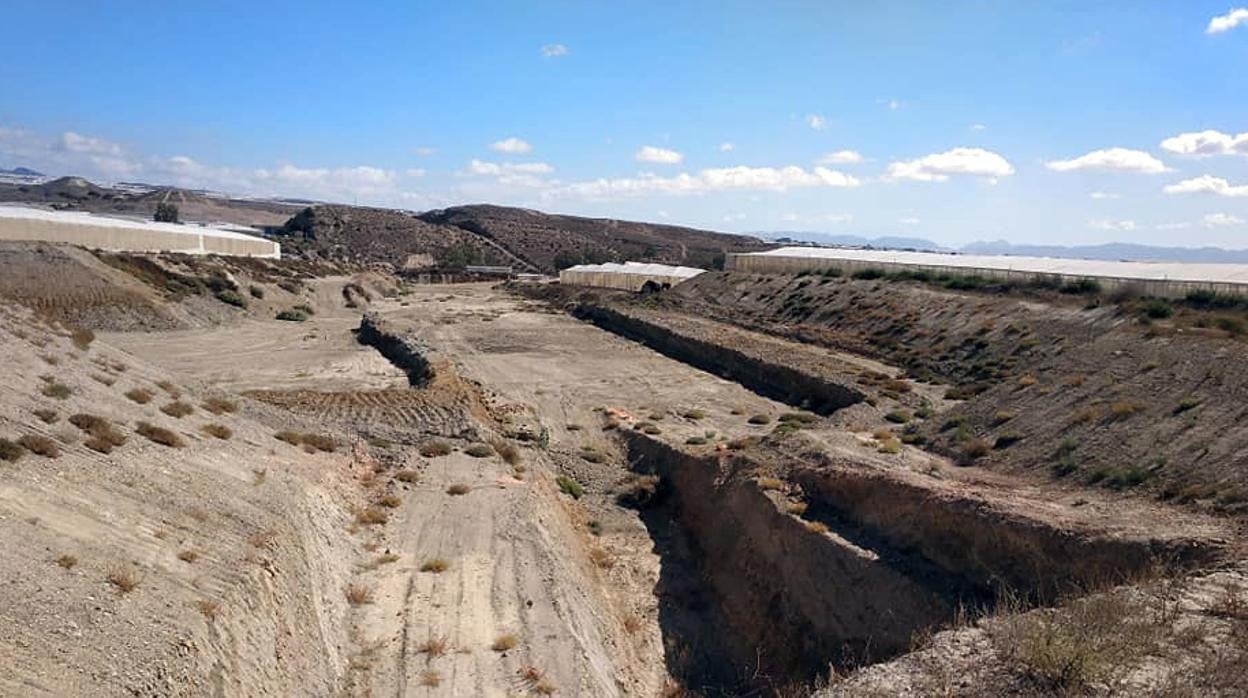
xmin=740 ymin=246 xmax=1248 ymax=285
xmin=563 ymin=261 xmax=705 ymax=278
xmin=0 ymin=205 xmax=271 ymax=242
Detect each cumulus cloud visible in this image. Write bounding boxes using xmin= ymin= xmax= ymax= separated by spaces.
xmin=540 ymin=43 xmax=568 ymax=57
xmin=970 ymin=123 xmax=987 ymax=131
xmin=1203 ymin=212 xmax=1245 ymax=227
xmin=548 ymin=164 xmax=860 ymax=200
xmin=719 ymin=142 xmax=735 ymax=152
xmin=1207 ymin=8 xmax=1248 ymax=34
xmin=406 ymin=168 xmax=427 ymax=178
xmin=819 ymin=150 xmax=863 ymax=165
xmin=1160 ymin=130 xmax=1248 ymax=158
xmin=1156 ymin=222 xmax=1192 ymax=231
xmin=1090 ymin=191 xmax=1119 ymax=200
xmin=462 ymin=159 xmax=553 ymax=176
xmin=489 ymin=137 xmax=532 ymax=154
xmin=634 ymin=145 xmax=683 ymax=164
xmin=806 ymin=114 xmax=827 ymax=130
xmin=1045 ymin=147 xmax=1167 ymax=174
xmin=884 ymin=147 xmax=1014 ymax=182
xmin=900 ymin=217 xmax=921 ymax=225
xmin=413 ymin=146 xmax=436 ymax=156
xmin=58 ymin=131 xmax=122 ymax=156
xmin=1088 ymin=219 xmax=1137 ymax=232
xmin=1163 ymin=175 xmax=1248 ymax=197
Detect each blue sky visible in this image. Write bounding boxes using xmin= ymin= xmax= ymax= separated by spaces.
xmin=2 ymin=1 xmax=1247 ymax=247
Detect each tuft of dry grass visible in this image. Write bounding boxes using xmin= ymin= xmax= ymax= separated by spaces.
xmin=0 ymin=438 xmax=23 ymax=462
xmin=155 ymin=380 xmax=180 ymax=398
xmin=418 ymin=670 xmax=441 ymax=687
xmin=534 ymin=679 xmax=557 ymax=695
xmin=394 ymin=469 xmax=420 ymax=483
xmin=747 ymin=414 xmax=772 ymax=425
xmin=124 ymin=388 xmax=154 ymax=404
xmin=70 ymin=327 xmax=95 ymax=351
xmin=446 ymin=483 xmax=471 ymax=496
xmin=196 ymin=599 xmax=220 ymax=621
xmin=345 ymin=583 xmax=375 ymax=605
xmin=275 ymin=430 xmax=301 ymax=445
xmin=55 ymin=554 xmax=78 ymax=569
xmin=491 ymin=439 xmax=521 ymax=465
xmin=201 ymin=423 xmax=232 ymax=440
xmin=177 ymin=549 xmax=201 ymax=563
xmin=41 ymin=381 xmax=72 ymax=399
xmin=160 ymin=401 xmax=194 ymax=418
xmin=1018 ymin=374 xmax=1039 ymax=387
xmin=300 ymin=433 xmax=335 ymax=452
xmin=107 ymin=566 xmax=142 ymax=594
xmin=623 ymin=615 xmax=643 ymax=634
xmin=33 ymin=408 xmax=59 ymax=424
xmin=69 ymin=414 xmax=127 ymax=453
xmin=785 ymin=501 xmax=809 ymax=516
xmin=804 ymin=520 xmax=829 ymax=534
xmin=136 ymin=422 xmax=184 ymax=448
xmin=19 ymin=434 xmax=59 ymax=458
xmin=418 ymin=636 xmax=451 ymax=657
xmin=756 ymin=477 xmax=784 ymax=491
xmin=877 ymin=438 xmax=902 ymax=454
xmin=377 ymin=494 xmax=401 ymax=508
xmin=420 ymin=558 xmax=449 ymax=573
xmin=961 ymin=437 xmax=991 ymax=460
xmin=491 ymin=633 xmax=518 ymax=652
xmin=374 ymin=552 xmax=400 ymax=566
xmin=419 ymin=439 xmax=453 ymax=457
xmin=91 ymin=373 xmax=116 ymax=386
xmin=354 ymin=507 xmax=388 ymax=525
xmin=201 ymin=397 xmax=237 ymax=415
xmin=464 ymin=443 xmax=493 ymax=458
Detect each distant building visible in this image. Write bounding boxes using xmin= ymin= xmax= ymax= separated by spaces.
xmin=559 ymin=261 xmax=705 ymax=292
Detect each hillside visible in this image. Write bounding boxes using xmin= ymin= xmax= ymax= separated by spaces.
xmin=277 ymin=205 xmax=501 ymax=269
xmin=419 ymin=204 xmax=767 ymax=272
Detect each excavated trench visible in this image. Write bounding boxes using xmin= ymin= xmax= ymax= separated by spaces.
xmin=355 ymin=312 xmax=433 ymax=386
xmin=617 ymin=432 xmax=1222 ymax=693
xmin=573 ymin=304 xmax=863 ymax=415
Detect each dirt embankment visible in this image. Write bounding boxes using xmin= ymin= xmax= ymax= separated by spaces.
xmin=574 ymin=303 xmax=867 ymax=415
xmin=620 ymin=430 xmax=1227 ymax=686
xmin=355 ymin=312 xmax=433 ymax=386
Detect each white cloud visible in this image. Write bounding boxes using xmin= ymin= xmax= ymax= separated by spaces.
xmin=489 ymin=137 xmax=532 ymax=154
xmin=1203 ymin=212 xmax=1245 ymax=227
xmin=549 ymin=164 xmax=860 ymax=200
xmin=719 ymin=142 xmax=734 ymax=152
xmin=58 ymin=131 xmax=122 ymax=156
xmin=463 ymin=159 xmax=553 ymax=176
xmin=634 ymin=145 xmax=683 ymax=164
xmin=1045 ymin=147 xmax=1167 ymax=174
xmin=781 ymin=212 xmax=800 ymax=222
xmin=1156 ymin=222 xmax=1192 ymax=230
xmin=406 ymin=168 xmax=427 ymax=178
xmin=884 ymin=147 xmax=1014 ymax=182
xmin=1163 ymin=175 xmax=1248 ymax=197
xmin=970 ymin=123 xmax=987 ymax=131
xmin=900 ymin=217 xmax=921 ymax=225
xmin=723 ymin=213 xmax=746 ymax=222
xmin=806 ymin=114 xmax=827 ymax=130
xmin=1088 ymin=219 xmax=1137 ymax=232
xmin=1160 ymin=130 xmax=1248 ymax=158
xmin=825 ymin=213 xmax=854 ymax=224
xmin=818 ymin=150 xmax=863 ymax=165
xmin=885 ymin=99 xmax=902 ymax=111
xmin=1207 ymin=8 xmax=1248 ymax=34
xmin=540 ymin=43 xmax=568 ymax=58
xmin=413 ymin=146 xmax=436 ymax=156
xmin=1089 ymin=191 xmax=1119 ymax=200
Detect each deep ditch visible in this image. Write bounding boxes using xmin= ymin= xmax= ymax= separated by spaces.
xmin=355 ymin=312 xmax=433 ymax=386
xmin=617 ymin=431 xmax=1223 ymax=692
xmin=573 ymin=304 xmax=863 ymax=415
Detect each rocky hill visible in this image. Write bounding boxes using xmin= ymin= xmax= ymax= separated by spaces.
xmin=277 ymin=205 xmax=498 ymax=269
xmin=419 ymin=204 xmax=767 ymax=273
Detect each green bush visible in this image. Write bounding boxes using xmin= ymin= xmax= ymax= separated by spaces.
xmin=851 ymin=268 xmax=886 ymax=280
xmin=215 ymin=290 xmax=247 ymax=308
xmin=556 ymin=475 xmax=584 ymax=499
xmin=275 ymin=309 xmax=308 ymax=322
xmin=248 ymin=285 xmax=265 ymax=299
xmin=1060 ymin=278 xmax=1102 ymax=295
xmin=1142 ymin=299 xmax=1173 ymax=319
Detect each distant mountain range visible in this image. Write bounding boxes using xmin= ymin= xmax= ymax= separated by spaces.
xmin=0 ymin=166 xmax=44 ymax=177
xmin=766 ymin=231 xmax=1248 ymax=265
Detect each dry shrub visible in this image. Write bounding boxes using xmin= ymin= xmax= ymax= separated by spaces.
xmin=33 ymin=408 xmax=58 ymax=424
xmin=446 ymin=483 xmax=470 ymax=496
xmin=623 ymin=615 xmax=643 ymax=634
xmin=1018 ymin=374 xmax=1039 ymax=387
xmin=420 ymin=558 xmax=449 ymax=573
xmin=877 ymin=438 xmax=902 ymax=454
xmin=993 ymin=410 xmax=1017 ymax=425
xmin=961 ymin=437 xmax=991 ymax=460
xmin=69 ymin=413 xmax=126 ymax=451
xmin=275 ymin=430 xmax=302 ymax=445
xmin=534 ymin=679 xmax=556 ymax=695
xmin=418 ymin=670 xmax=441 ymax=687
xmin=0 ymin=438 xmax=23 ymax=463
xmin=579 ymin=447 xmax=605 ymax=463
xmin=41 ymin=381 xmax=72 ymax=399
xmin=1208 ymin=581 xmax=1248 ymax=620
xmin=1108 ymin=401 xmax=1142 ymax=420
xmin=804 ymin=520 xmax=829 ymax=534
xmin=683 ymin=409 xmax=706 ymax=420
xmin=747 ymin=414 xmax=772 ymax=425
xmin=394 ymin=469 xmax=420 ymax=483
xmin=55 ymin=554 xmax=78 ymax=569
xmin=136 ymin=422 xmax=184 ymax=447
xmin=40 ymin=354 xmax=59 ymax=366
xmin=464 ymin=443 xmax=493 ymax=458
xmin=374 ymin=552 xmax=400 ymax=566
xmin=615 ymin=474 xmax=659 ymax=507
xmin=196 ymin=599 xmax=220 ymax=620
xmin=252 ymin=468 xmax=267 ymax=485
xmin=107 ymin=566 xmax=142 ymax=594
xmin=19 ymin=434 xmax=59 ymax=458
xmin=518 ymin=666 xmax=545 ymax=683
xmin=91 ymin=373 xmax=116 ymax=386
xmin=125 ymin=388 xmax=154 ymax=404
xmin=726 ymin=436 xmax=760 ymax=451
xmin=300 ymin=433 xmax=335 ymax=452
xmin=786 ymin=501 xmax=808 ymax=515
xmin=491 ymin=439 xmax=521 ymax=465
xmin=884 ymin=378 xmax=913 ymax=393
xmin=492 ymin=633 xmax=518 ymax=652
xmin=419 ymin=439 xmax=452 ymax=457
xmin=201 ymin=423 xmax=232 ymax=440
xmin=156 ymin=380 xmax=180 ymax=397
xmin=177 ymin=549 xmax=201 ymax=563
xmin=201 ymin=396 xmax=237 ymax=415
xmin=756 ymin=477 xmax=784 ymax=491
xmin=160 ymin=401 xmax=194 ymax=418
xmin=345 ymin=583 xmax=375 ymax=605
xmin=355 ymin=507 xmax=388 ymax=525
xmin=70 ymin=327 xmax=95 ymax=351
xmin=418 ymin=636 xmax=450 ymax=657
xmin=377 ymin=494 xmax=401 ymax=508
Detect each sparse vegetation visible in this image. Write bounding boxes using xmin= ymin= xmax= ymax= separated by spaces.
xmin=201 ymin=423 xmax=232 ymax=440
xmin=41 ymin=381 xmax=72 ymax=399
xmin=885 ymin=410 xmax=911 ymax=424
xmin=747 ymin=413 xmax=772 ymax=425
xmin=70 ymin=327 xmax=95 ymax=351
xmin=420 ymin=558 xmax=449 ymax=573
xmin=579 ymin=447 xmax=605 ymax=463
xmin=106 ymin=566 xmax=142 ymax=594
xmin=19 ymin=434 xmax=59 ymax=458
xmin=804 ymin=520 xmax=829 ymax=534
xmin=961 ymin=437 xmax=991 ymax=460
xmin=33 ymin=408 xmax=58 ymax=424
xmin=418 ymin=636 xmax=451 ymax=657
xmin=215 ymin=289 xmax=247 ymax=308
xmin=446 ymin=483 xmax=471 ymax=496
xmin=156 ymin=380 xmax=180 ymax=397
xmin=125 ymin=388 xmax=154 ymax=404
xmin=491 ymin=439 xmax=521 ymax=465
xmin=69 ymin=413 xmax=126 ymax=453
xmin=177 ymin=549 xmax=201 ymax=563
xmin=345 ymin=583 xmax=375 ymax=605
xmin=419 ymin=440 xmax=453 ymax=457
xmin=464 ymin=443 xmax=493 ymax=458
xmin=201 ymin=396 xmax=237 ymax=414
xmin=756 ymin=477 xmax=784 ymax=491
xmin=418 ymin=670 xmax=442 ymax=687
xmin=55 ymin=554 xmax=78 ymax=569
xmin=136 ymin=422 xmax=184 ymax=447
xmin=354 ymin=507 xmax=388 ymax=525
xmin=491 ymin=633 xmax=518 ymax=652
xmin=556 ymin=475 xmax=584 ymax=499
xmin=682 ymin=409 xmax=706 ymax=420
xmin=275 ymin=308 xmax=309 ymax=322
xmin=377 ymin=494 xmax=401 ymax=508
xmin=0 ymin=438 xmax=23 ymax=462
xmin=588 ymin=547 xmax=614 ymax=569
xmin=196 ymin=599 xmax=221 ymax=620
xmin=394 ymin=469 xmax=420 ymax=483
xmin=160 ymin=401 xmax=194 ymax=418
